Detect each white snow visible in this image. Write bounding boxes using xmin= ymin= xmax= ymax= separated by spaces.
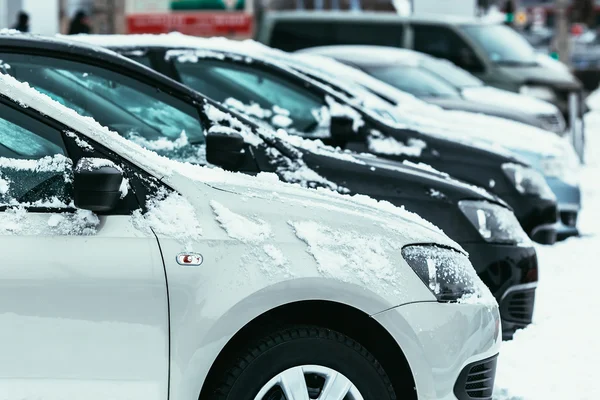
xmin=492 ymin=95 xmax=600 ymax=400
xmin=367 ymin=132 xmax=426 ymax=157
xmin=262 ymin=243 xmax=287 ymax=267
xmin=74 ymin=157 xmax=121 ymax=172
xmin=210 ymin=200 xmax=272 ymax=243
xmin=132 ymin=189 xmax=202 ymax=249
xmin=65 ymin=131 xmax=94 ymax=152
xmin=288 ymin=220 xmax=408 ymax=296
xmin=45 ymin=210 xmax=99 ymax=236
xmin=0 ymin=70 xmax=459 ymax=253
xmin=119 ymin=178 xmax=130 ymax=199
xmin=0 ymin=174 xmax=9 ymax=195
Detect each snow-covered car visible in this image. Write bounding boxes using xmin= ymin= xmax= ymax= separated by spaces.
xmin=284 ymin=49 xmax=582 ymax=239
xmin=300 ymin=45 xmax=567 ymax=134
xmin=0 ymin=61 xmax=502 ymax=399
xmin=69 ymin=33 xmax=560 ymax=244
xmin=0 ymin=33 xmax=535 ymax=337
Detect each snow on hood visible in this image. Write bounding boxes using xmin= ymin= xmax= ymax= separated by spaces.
xmin=0 ymin=72 xmax=460 ymax=252
xmin=461 ymin=86 xmax=559 ymax=115
xmin=587 ymin=86 xmax=600 ymax=111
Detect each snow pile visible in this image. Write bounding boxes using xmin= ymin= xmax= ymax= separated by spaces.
xmin=0 ymin=173 xmax=9 ymax=195
xmin=210 ymin=200 xmax=272 ymax=243
xmin=289 ymin=220 xmax=407 ymax=295
xmin=46 ymin=210 xmax=99 ymax=235
xmin=263 ymin=243 xmax=287 ymax=267
xmin=65 ymin=131 xmax=94 ymax=152
xmin=493 ymin=99 xmax=600 ymax=399
xmin=74 ymin=157 xmax=121 ymax=172
xmin=368 ymin=131 xmax=427 ymax=157
xmin=132 ymin=188 xmax=202 ymax=249
xmin=325 ymin=96 xmax=365 ymax=132
xmin=0 ymin=206 xmax=27 ymax=234
xmin=223 ymin=98 xmax=293 ymax=128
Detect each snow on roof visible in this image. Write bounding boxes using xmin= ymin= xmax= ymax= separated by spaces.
xmin=0 ymin=72 xmax=455 ymax=247
xmin=299 ymin=45 xmax=426 ymax=67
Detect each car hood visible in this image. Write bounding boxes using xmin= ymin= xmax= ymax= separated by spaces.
xmin=351 ymin=153 xmax=507 ymax=206
xmin=461 ymin=86 xmax=559 ymax=115
xmin=392 ymin=102 xmax=570 ymax=159
xmin=165 ymin=167 xmax=462 ymax=250
xmin=496 ymin=63 xmax=581 ymax=90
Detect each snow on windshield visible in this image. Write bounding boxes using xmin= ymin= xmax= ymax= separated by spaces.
xmin=367 ymin=130 xmax=426 ymax=157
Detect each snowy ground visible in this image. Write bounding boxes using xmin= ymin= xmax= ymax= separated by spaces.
xmin=493 ymin=109 xmax=600 ymax=400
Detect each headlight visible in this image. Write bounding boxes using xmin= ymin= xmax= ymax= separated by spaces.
xmin=502 ymin=163 xmax=556 ymax=200
xmin=402 ymin=245 xmax=495 ymax=304
xmin=519 ymin=85 xmax=556 ymax=102
xmin=459 ymin=200 xmax=531 ymax=244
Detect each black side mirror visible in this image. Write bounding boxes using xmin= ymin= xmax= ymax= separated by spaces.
xmin=73 ymin=158 xmax=123 ymax=212
xmin=206 ymin=129 xmax=246 ymax=170
xmin=330 ymin=115 xmax=363 ymax=143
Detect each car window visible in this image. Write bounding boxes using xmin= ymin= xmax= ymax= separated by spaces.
xmin=0 ymin=102 xmax=72 ymax=208
xmin=121 ymin=52 xmax=153 ymax=68
xmin=462 ymin=24 xmax=537 ymax=65
xmin=0 ymin=53 xmax=206 ymax=163
xmin=269 ymin=21 xmax=404 ymax=52
xmin=420 ymin=58 xmax=484 ymax=89
xmin=413 ymin=24 xmax=485 ymax=73
xmin=173 ymin=58 xmax=325 ymax=133
xmin=364 ymin=65 xmax=461 ymax=98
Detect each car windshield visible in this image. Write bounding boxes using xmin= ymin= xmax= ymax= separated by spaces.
xmin=462 ymin=24 xmax=538 ymax=65
xmin=421 ymin=58 xmax=484 ymax=88
xmin=364 ymin=65 xmax=461 ymax=98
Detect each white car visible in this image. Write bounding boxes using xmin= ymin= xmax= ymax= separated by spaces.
xmin=0 ymin=73 xmax=500 ymax=400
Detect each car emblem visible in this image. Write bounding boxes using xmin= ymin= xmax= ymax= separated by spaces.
xmin=176 ymin=253 xmax=203 ymax=267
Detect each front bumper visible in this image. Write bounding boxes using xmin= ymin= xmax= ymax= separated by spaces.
xmin=501 ymin=193 xmax=557 ymax=244
xmin=461 ymin=242 xmax=537 ymax=340
xmin=373 ymin=302 xmax=501 ymax=400
xmin=547 ymin=177 xmax=581 ymax=239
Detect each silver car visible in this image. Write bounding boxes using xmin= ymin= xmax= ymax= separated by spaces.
xmin=0 ymin=69 xmax=501 ymax=400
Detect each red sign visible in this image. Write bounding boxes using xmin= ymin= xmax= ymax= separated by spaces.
xmin=126 ymin=12 xmax=253 ymax=37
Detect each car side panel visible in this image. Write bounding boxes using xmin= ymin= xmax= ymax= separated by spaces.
xmin=0 ymin=214 xmax=169 ymax=399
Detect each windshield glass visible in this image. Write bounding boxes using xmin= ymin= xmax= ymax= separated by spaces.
xmin=364 ymin=65 xmax=461 ymax=98
xmin=462 ymin=24 xmax=537 ymax=65
xmin=421 ymin=58 xmax=483 ymax=88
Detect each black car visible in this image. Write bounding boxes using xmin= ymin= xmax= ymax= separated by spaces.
xmin=0 ymin=34 xmax=536 ymax=338
xmin=74 ymin=36 xmax=559 ymax=246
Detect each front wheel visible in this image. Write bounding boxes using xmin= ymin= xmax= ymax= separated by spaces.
xmin=209 ymin=325 xmax=397 ymax=400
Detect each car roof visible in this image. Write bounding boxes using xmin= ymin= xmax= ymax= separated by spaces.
xmin=260 ymin=11 xmax=493 ymax=26
xmin=0 ymin=31 xmax=201 ymax=97
xmin=300 ymin=45 xmax=431 ymax=67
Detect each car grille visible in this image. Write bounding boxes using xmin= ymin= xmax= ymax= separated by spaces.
xmin=537 ymin=113 xmax=566 ymax=133
xmin=500 ymin=287 xmax=536 ymax=324
xmin=560 ymin=210 xmax=578 ymax=227
xmin=454 ymin=355 xmax=498 ymax=400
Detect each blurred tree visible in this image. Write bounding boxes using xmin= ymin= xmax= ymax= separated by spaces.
xmin=573 ymin=0 xmax=595 ymax=27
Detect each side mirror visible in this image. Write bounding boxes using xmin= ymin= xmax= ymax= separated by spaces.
xmin=330 ymin=115 xmax=361 ymax=142
xmin=206 ymin=129 xmax=246 ymax=171
xmin=73 ymin=158 xmax=123 ymax=212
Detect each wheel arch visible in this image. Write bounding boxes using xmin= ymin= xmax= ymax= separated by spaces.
xmin=198 ymin=299 xmax=417 ymax=400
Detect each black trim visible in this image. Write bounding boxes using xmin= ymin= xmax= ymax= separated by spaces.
xmin=454 ymin=354 xmax=498 ymax=400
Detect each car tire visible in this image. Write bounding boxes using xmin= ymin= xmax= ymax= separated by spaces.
xmin=209 ymin=325 xmax=397 ymax=400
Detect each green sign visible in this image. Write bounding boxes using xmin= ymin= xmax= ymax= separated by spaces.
xmin=170 ymin=0 xmax=245 ymax=10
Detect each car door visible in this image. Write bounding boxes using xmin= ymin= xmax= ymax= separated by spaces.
xmin=0 ymin=98 xmax=169 ymax=399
